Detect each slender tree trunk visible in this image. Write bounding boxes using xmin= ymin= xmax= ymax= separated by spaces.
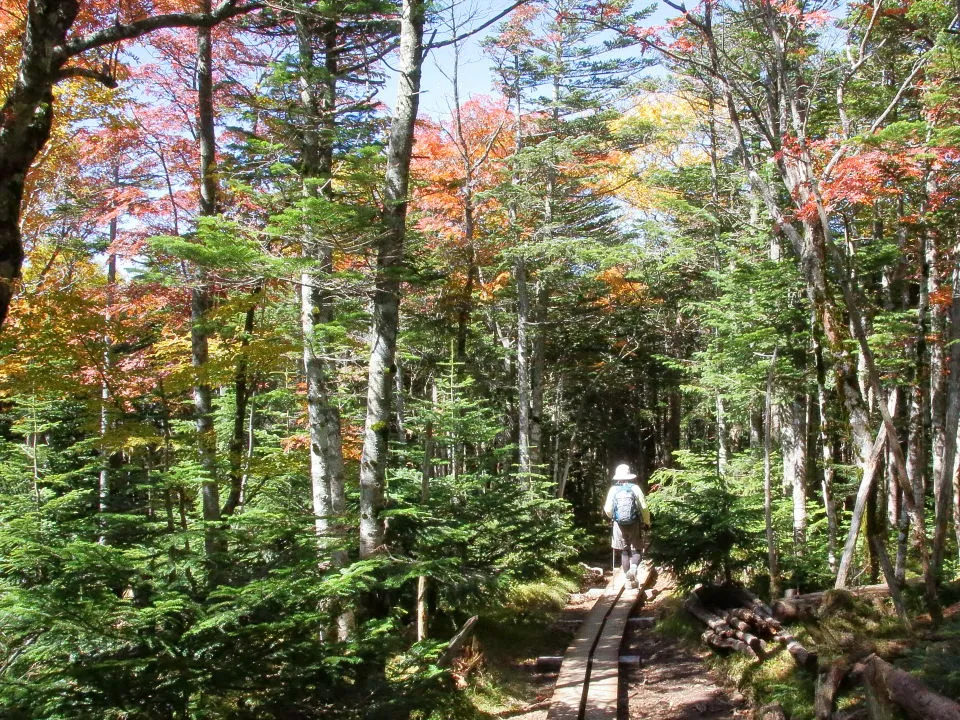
xmin=836 ymin=408 xmax=891 ymax=588
xmin=194 ymin=9 xmax=221 ymax=563
xmin=516 ymin=256 xmax=532 ymax=477
xmin=779 ymin=397 xmax=807 ymax=546
xmin=814 ymin=348 xmax=839 ymax=573
xmin=297 ymin=16 xmax=346 ymax=545
xmin=765 ymin=350 xmax=781 ymax=598
xmin=358 ymin=0 xmax=424 ymax=558
xmin=948 ymin=248 xmax=960 ymax=561
xmin=416 ymin=418 xmax=433 ymax=641
xmin=222 ymin=300 xmax=256 ymax=516
xmin=530 ymin=278 xmax=547 ymax=470
xmin=716 ymin=394 xmax=729 ymax=474
xmin=98 ymin=201 xmax=118 ymax=544
xmin=928 ymin=192 xmax=951 ymax=571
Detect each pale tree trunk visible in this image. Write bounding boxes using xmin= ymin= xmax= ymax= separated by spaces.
xmin=716 ymin=394 xmax=729 ymax=474
xmin=927 ymin=181 xmax=951 ymax=571
xmin=416 ymin=416 xmax=433 ymax=641
xmin=835 ymin=394 xmax=897 ymax=588
xmin=814 ymin=334 xmax=838 ymax=573
xmin=98 ymin=226 xmax=117 ymax=545
xmin=516 ymin=256 xmax=532 ymax=477
xmin=510 ymin=53 xmax=532 ymax=479
xmin=778 ymin=397 xmax=807 ymax=546
xmin=948 ymin=246 xmax=960 ymax=561
xmin=530 ymin=278 xmax=547 ymax=470
xmin=358 ymin=0 xmax=424 ymax=558
xmin=296 ymin=16 xmax=346 ymax=546
xmin=764 ymin=351 xmax=781 ymax=598
xmin=195 ymin=11 xmax=221 ymax=563
xmin=708 ymin=101 xmax=729 ymax=477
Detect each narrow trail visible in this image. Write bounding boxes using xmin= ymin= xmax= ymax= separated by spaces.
xmin=515 ymin=569 xmax=749 ymax=720
xmin=620 ymin=578 xmax=749 ymax=720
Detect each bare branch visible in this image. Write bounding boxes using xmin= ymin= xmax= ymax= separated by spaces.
xmin=57 ymin=0 xmax=263 ymax=60
xmin=427 ymin=0 xmax=530 ymax=51
xmin=823 ymin=55 xmax=928 ymax=180
xmin=55 ymin=65 xmax=118 ymax=88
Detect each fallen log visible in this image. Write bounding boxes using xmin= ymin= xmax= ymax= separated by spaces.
xmin=772 ymin=582 xmax=921 ymax=623
xmin=724 ymin=616 xmax=765 ymax=655
xmin=702 ymin=630 xmax=758 ymax=661
xmin=688 ymin=587 xmax=814 ymax=665
xmin=438 ymin=615 xmax=479 ymax=668
xmin=862 ymin=653 xmax=960 ymax=720
xmin=685 ymin=594 xmax=734 ymax=634
xmin=729 ymin=607 xmax=782 ymax=639
xmin=776 ymin=630 xmax=818 ymax=671
xmin=815 ymin=658 xmax=850 ymax=720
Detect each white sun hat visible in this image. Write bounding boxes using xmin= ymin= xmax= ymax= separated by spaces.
xmin=612 ymin=463 xmax=636 ymax=481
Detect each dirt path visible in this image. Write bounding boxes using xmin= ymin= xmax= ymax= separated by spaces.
xmin=618 ymin=572 xmax=749 ymax=720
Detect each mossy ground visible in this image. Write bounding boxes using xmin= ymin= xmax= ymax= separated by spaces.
xmin=415 ymin=574 xmax=581 ymax=719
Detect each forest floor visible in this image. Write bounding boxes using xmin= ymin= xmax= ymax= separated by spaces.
xmin=478 ymin=568 xmax=750 ymax=720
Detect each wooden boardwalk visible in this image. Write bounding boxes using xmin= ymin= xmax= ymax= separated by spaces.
xmin=546 ymin=571 xmax=644 ymax=720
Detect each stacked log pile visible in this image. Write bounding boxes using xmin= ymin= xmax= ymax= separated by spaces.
xmin=684 ymin=586 xmax=817 ymax=669
xmin=686 ymin=586 xmax=960 ymax=720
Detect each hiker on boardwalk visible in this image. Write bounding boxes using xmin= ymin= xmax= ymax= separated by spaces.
xmin=603 ymin=463 xmax=651 ymax=588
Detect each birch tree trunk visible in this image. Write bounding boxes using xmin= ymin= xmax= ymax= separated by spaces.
xmin=358 ymin=0 xmax=424 ymax=558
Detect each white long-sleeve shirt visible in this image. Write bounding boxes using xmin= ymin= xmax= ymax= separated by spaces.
xmin=603 ymin=483 xmax=651 ymax=526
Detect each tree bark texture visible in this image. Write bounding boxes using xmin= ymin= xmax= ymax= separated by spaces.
xmin=358 ymin=0 xmax=424 ymax=559
xmin=297 ymin=14 xmax=346 ymax=541
xmin=194 ymin=11 xmax=221 ymax=562
xmin=862 ymin=654 xmax=960 ymax=720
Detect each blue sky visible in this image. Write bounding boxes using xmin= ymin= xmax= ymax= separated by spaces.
xmin=385 ymin=0 xmax=677 ymax=121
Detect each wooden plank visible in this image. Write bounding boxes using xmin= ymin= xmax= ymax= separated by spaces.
xmin=547 ymin=576 xmax=622 ymax=720
xmin=583 ymin=585 xmax=639 ymax=720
